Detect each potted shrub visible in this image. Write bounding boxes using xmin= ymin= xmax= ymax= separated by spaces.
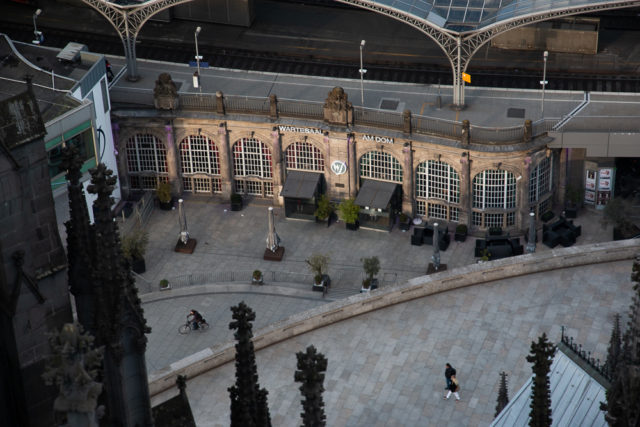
xmin=159 ymin=279 xmax=171 ymax=291
xmin=156 ymin=182 xmax=173 ymax=210
xmin=305 ymin=253 xmax=330 ymax=292
xmin=360 ymin=256 xmax=380 ymax=293
xmin=454 ymin=224 xmax=467 ymax=242
xmin=601 ymin=197 xmax=640 ymax=240
xmin=338 ymin=198 xmax=360 ymax=230
xmin=398 ymin=213 xmax=411 ymax=232
xmin=121 ymin=229 xmax=149 ymax=274
xmin=565 ymin=185 xmax=582 ymax=219
xmin=252 ymin=269 xmax=264 ymax=285
xmin=314 ymin=194 xmax=334 ymax=224
xmin=478 ymin=248 xmax=491 ymax=263
xmin=230 ymin=193 xmax=243 ymax=211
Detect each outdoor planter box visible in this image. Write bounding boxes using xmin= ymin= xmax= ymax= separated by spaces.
xmin=345 ymin=221 xmax=359 ymax=231
xmin=360 ymin=278 xmax=379 ymax=293
xmin=312 ymin=274 xmax=331 ymax=292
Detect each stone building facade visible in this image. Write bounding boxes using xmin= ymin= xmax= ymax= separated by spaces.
xmin=112 ymin=88 xmax=556 ymax=234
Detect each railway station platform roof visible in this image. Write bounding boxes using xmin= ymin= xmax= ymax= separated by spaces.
xmin=340 ymin=0 xmax=640 ymax=33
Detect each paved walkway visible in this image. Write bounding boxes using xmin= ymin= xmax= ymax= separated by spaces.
xmin=131 ymin=196 xmax=628 ymax=423
xmin=149 ymin=259 xmax=635 ymax=426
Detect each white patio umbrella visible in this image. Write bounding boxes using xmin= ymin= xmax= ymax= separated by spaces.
xmin=266 ymin=207 xmax=280 ymax=252
xmin=178 ymin=198 xmax=189 ymax=244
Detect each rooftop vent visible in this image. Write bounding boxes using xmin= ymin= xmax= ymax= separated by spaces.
xmin=56 ymin=42 xmax=88 ymax=63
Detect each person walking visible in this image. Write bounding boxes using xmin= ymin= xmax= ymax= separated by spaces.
xmin=444 ymin=374 xmax=461 ymax=401
xmin=445 ymin=363 xmax=456 ymax=389
xmin=105 ymin=60 xmax=114 ymax=81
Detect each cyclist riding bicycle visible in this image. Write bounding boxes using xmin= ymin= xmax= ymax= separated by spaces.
xmin=188 ymin=309 xmax=205 ymax=330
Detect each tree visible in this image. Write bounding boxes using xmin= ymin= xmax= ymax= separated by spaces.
xmin=305 ymin=254 xmax=330 ymax=285
xmin=526 ymin=333 xmax=556 ymax=427
xmin=294 ymin=345 xmax=328 ymax=427
xmin=602 ymin=255 xmax=640 ymax=426
xmin=495 ymin=371 xmax=509 ymax=417
xmin=228 ymin=302 xmax=271 ymax=427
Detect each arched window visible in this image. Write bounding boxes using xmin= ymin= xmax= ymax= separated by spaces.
xmin=472 ymin=170 xmax=517 ymax=228
xmin=415 ymin=160 xmax=460 ymax=221
xmin=180 ymin=135 xmax=221 ymax=193
xmin=285 ymin=141 xmax=324 ymax=172
xmin=359 ymin=151 xmax=402 ymax=183
xmin=232 ymin=138 xmax=273 ymax=197
xmin=126 ymin=134 xmax=167 ymax=189
xmin=529 ymin=156 xmax=552 ymax=203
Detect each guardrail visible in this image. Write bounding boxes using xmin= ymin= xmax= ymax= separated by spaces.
xmin=110 ymin=88 xmax=570 ymax=145
xmin=117 ymin=191 xmax=154 ymax=237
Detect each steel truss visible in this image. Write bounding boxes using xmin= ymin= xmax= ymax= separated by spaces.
xmin=81 ymin=0 xmax=196 ymax=81
xmin=338 ymin=0 xmax=640 ymax=107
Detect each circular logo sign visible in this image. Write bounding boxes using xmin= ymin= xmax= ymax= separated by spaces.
xmin=330 ymin=160 xmax=347 ymax=175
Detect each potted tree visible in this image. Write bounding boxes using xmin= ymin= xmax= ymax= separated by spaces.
xmin=360 ymin=256 xmax=380 ymax=293
xmin=338 ymin=198 xmax=360 ymax=230
xmin=230 ymin=193 xmax=243 ymax=211
xmin=454 ymin=224 xmax=468 ymax=242
xmin=601 ymin=197 xmax=640 ymax=240
xmin=252 ymin=269 xmax=264 ymax=285
xmin=314 ymin=194 xmax=334 ymax=225
xmin=398 ymin=213 xmax=411 ymax=232
xmin=159 ymin=278 xmax=171 ymax=291
xmin=565 ymin=185 xmax=582 ymax=219
xmin=121 ymin=229 xmax=149 ymax=274
xmin=156 ymin=181 xmax=173 ymax=210
xmin=305 ymin=254 xmax=330 ymax=292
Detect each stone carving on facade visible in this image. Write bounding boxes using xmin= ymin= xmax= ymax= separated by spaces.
xmin=323 ymin=87 xmax=353 ymax=126
xmin=42 ymin=323 xmax=104 ymax=427
xmin=154 ymin=73 xmax=179 ymax=110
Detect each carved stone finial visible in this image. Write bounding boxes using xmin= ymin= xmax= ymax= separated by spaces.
xmin=154 ymin=73 xmax=179 ymax=110
xmin=42 ymin=322 xmax=104 ymax=426
xmin=524 ymin=119 xmax=532 ymax=142
xmin=323 ymin=87 xmax=353 ymax=126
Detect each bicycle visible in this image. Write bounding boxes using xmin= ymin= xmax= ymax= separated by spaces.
xmin=178 ymin=316 xmax=210 ymax=334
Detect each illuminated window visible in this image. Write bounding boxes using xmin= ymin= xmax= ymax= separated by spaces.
xmin=180 ymin=135 xmax=220 ymax=175
xmin=285 ymin=141 xmax=324 ymax=172
xmin=359 ymin=151 xmax=402 ymax=183
xmin=233 ymin=138 xmax=272 ymax=178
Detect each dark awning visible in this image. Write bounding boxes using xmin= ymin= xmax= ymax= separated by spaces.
xmin=354 ymin=179 xmax=397 ymax=210
xmin=280 ymin=171 xmax=321 ymax=199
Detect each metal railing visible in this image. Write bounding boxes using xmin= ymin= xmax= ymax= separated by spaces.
xmin=278 ymin=99 xmax=324 ymax=119
xmin=225 ymin=95 xmax=270 ymax=115
xmin=412 ymin=114 xmax=462 ymax=139
xmin=118 ymin=191 xmax=154 ymax=237
xmin=470 ymin=124 xmax=524 ymax=144
xmin=353 ymin=106 xmax=404 ymax=130
xmin=109 ymin=88 xmax=639 ymax=145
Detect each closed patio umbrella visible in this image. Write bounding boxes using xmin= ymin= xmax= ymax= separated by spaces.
xmin=178 ymin=198 xmax=189 ymax=244
xmin=266 ymin=207 xmax=280 ymax=252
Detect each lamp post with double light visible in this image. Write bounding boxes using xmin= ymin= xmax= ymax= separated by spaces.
xmin=541 ymin=50 xmax=549 ymax=117
xmin=32 ymin=9 xmax=43 ymax=45
xmin=193 ymin=26 xmax=202 ymax=93
xmin=359 ymin=39 xmax=366 ymax=105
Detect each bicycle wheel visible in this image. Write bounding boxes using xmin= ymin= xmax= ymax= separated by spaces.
xmin=178 ymin=324 xmax=191 ymax=334
xmin=199 ymin=321 xmax=210 ymax=331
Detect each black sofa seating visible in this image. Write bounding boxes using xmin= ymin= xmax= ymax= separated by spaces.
xmin=422 ymin=225 xmax=450 ymax=251
xmin=542 ymin=217 xmax=581 ymax=248
xmin=474 ymin=232 xmax=522 ymax=260
xmin=411 ymin=227 xmax=424 ymax=246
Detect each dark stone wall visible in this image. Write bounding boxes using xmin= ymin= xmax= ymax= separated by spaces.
xmin=1 ymin=121 xmax=72 ymax=426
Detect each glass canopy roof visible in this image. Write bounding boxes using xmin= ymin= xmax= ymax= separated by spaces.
xmin=370 ymin=0 xmax=629 ymax=33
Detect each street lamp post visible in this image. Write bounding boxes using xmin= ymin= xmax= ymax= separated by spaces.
xmin=541 ymin=50 xmax=549 ymax=117
xmin=359 ymin=39 xmax=366 ymax=105
xmin=32 ymin=9 xmax=43 ymax=45
xmin=194 ymin=26 xmax=202 ymax=93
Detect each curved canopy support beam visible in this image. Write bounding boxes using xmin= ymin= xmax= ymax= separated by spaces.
xmin=81 ymin=0 xmax=196 ymax=81
xmin=337 ymin=0 xmax=640 ymax=108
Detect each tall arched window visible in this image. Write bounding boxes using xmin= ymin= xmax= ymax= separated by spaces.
xmin=529 ymin=156 xmax=553 ymax=216
xmin=359 ymin=151 xmax=402 ymax=183
xmin=232 ymin=138 xmax=273 ymax=197
xmin=180 ymin=135 xmax=221 ymax=193
xmin=472 ymin=169 xmax=517 ymax=228
xmin=415 ymin=160 xmax=460 ymax=221
xmin=285 ymin=141 xmax=324 ymax=172
xmin=126 ymin=133 xmax=167 ymax=190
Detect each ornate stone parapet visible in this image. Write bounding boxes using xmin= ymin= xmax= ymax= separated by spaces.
xmin=323 ymin=87 xmax=353 ymax=126
xmin=153 ymin=73 xmax=178 ymax=110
